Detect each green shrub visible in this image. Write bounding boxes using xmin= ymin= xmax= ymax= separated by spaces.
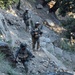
xmin=0 ymin=53 xmax=23 ymax=75
xmin=61 ymin=18 xmax=75 ymax=39
xmin=6 ymin=40 xmax=12 ymax=44
xmin=0 ymin=0 xmax=19 ymax=9
xmin=60 ymin=38 xmax=75 ymax=52
xmin=0 ymin=53 xmax=5 ymax=62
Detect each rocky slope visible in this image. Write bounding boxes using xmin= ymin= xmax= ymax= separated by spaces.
xmin=0 ymin=0 xmax=75 ymax=75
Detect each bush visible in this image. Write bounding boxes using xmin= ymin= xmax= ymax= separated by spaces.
xmin=0 ymin=53 xmax=5 ymax=62
xmin=0 ymin=53 xmax=24 ymax=75
xmin=60 ymin=38 xmax=75 ymax=52
xmin=0 ymin=0 xmax=19 ymax=9
xmin=61 ymin=18 xmax=75 ymax=39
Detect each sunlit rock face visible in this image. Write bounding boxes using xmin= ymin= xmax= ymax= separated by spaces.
xmin=0 ymin=12 xmax=25 ymax=47
xmin=0 ymin=13 xmax=11 ymax=42
xmin=48 ymin=1 xmax=56 ymax=8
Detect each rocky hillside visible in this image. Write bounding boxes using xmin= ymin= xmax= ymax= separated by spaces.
xmin=0 ymin=0 xmax=75 ymax=75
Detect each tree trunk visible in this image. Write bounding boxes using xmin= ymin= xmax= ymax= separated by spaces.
xmin=16 ymin=0 xmax=21 ymax=10
xmin=49 ymin=1 xmax=59 ymax=13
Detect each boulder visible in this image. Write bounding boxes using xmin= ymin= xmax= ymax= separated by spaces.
xmin=36 ymin=4 xmax=43 ymax=9
xmin=47 ymin=72 xmax=73 ymax=75
xmin=47 ymin=72 xmax=56 ymax=75
xmin=71 ymin=53 xmax=75 ymax=65
xmin=40 ymin=37 xmax=46 ymax=42
xmin=0 ymin=72 xmax=6 ymax=75
xmin=63 ymin=51 xmax=72 ymax=62
xmin=45 ymin=38 xmax=51 ymax=43
xmin=46 ymin=43 xmax=55 ymax=54
xmin=45 ymin=19 xmax=55 ymax=27
xmin=56 ymin=72 xmax=73 ymax=75
xmin=0 ymin=41 xmax=9 ymax=49
xmin=54 ymin=47 xmax=63 ymax=57
xmin=0 ymin=13 xmax=11 ymax=42
xmin=0 ymin=41 xmax=13 ymax=59
xmin=40 ymin=42 xmax=46 ymax=47
xmin=4 ymin=13 xmax=23 ymax=26
xmin=40 ymin=37 xmax=51 ymax=43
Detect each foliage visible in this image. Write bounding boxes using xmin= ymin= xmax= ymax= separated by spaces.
xmin=0 ymin=53 xmax=5 ymax=62
xmin=6 ymin=40 xmax=12 ymax=44
xmin=60 ymin=17 xmax=75 ymax=52
xmin=0 ymin=0 xmax=19 ymax=9
xmin=59 ymin=0 xmax=75 ymax=16
xmin=42 ymin=0 xmax=75 ymax=16
xmin=61 ymin=18 xmax=75 ymax=39
xmin=60 ymin=38 xmax=75 ymax=52
xmin=0 ymin=52 xmax=24 ymax=75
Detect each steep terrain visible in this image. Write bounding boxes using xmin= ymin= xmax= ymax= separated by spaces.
xmin=0 ymin=0 xmax=75 ymax=75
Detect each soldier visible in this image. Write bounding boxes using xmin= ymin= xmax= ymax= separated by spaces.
xmin=14 ymin=43 xmax=35 ymax=73
xmin=31 ymin=22 xmax=43 ymax=51
xmin=23 ymin=8 xmax=30 ymax=31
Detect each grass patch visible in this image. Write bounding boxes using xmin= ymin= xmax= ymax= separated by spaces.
xmin=58 ymin=17 xmax=75 ymax=52
xmin=0 ymin=0 xmax=19 ymax=9
xmin=6 ymin=40 xmax=12 ymax=44
xmin=0 ymin=53 xmax=23 ymax=75
xmin=0 ymin=53 xmax=5 ymax=62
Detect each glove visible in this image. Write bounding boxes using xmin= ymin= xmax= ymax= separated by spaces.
xmin=13 ymin=58 xmax=18 ymax=63
xmin=40 ymin=32 xmax=43 ymax=35
xmin=32 ymin=55 xmax=35 ymax=58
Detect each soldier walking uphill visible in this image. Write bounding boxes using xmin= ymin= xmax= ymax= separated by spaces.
xmin=31 ymin=22 xmax=43 ymax=51
xmin=14 ymin=43 xmax=35 ymax=74
xmin=23 ymin=9 xmax=30 ymax=31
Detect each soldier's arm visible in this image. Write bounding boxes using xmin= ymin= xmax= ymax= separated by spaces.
xmin=31 ymin=30 xmax=34 ymax=36
xmin=14 ymin=49 xmax=20 ymax=60
xmin=27 ymin=49 xmax=35 ymax=58
xmin=40 ymin=31 xmax=43 ymax=35
xmin=39 ymin=29 xmax=43 ymax=35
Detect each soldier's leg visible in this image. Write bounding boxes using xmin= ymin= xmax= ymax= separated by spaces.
xmin=24 ymin=20 xmax=27 ymax=31
xmin=32 ymin=37 xmax=36 ymax=51
xmin=26 ymin=20 xmax=29 ymax=32
xmin=25 ymin=24 xmax=28 ymax=31
xmin=32 ymin=37 xmax=34 ymax=49
xmin=33 ymin=39 xmax=36 ymax=51
xmin=37 ymin=38 xmax=40 ymax=50
xmin=26 ymin=26 xmax=29 ymax=32
xmin=21 ymin=59 xmax=28 ymax=73
xmin=24 ymin=62 xmax=28 ymax=73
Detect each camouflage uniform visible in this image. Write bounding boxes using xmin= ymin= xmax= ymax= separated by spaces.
xmin=23 ymin=10 xmax=30 ymax=31
xmin=31 ymin=23 xmax=43 ymax=50
xmin=14 ymin=43 xmax=34 ymax=73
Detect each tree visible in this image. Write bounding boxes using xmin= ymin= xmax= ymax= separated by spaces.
xmin=42 ymin=0 xmax=50 ymax=6
xmin=2 ymin=0 xmax=8 ymax=7
xmin=42 ymin=0 xmax=75 ymax=16
xmin=0 ymin=0 xmax=18 ymax=9
xmin=59 ymin=0 xmax=75 ymax=16
xmin=48 ymin=0 xmax=60 ymax=13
